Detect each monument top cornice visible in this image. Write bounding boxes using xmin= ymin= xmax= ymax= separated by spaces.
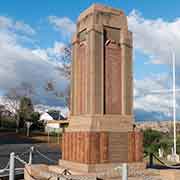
xmin=78 ymin=3 xmax=127 ymax=24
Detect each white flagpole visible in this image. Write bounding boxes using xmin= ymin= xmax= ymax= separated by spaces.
xmin=172 ymin=50 xmax=177 ymax=156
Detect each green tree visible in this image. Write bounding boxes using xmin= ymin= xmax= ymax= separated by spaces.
xmin=30 ymin=111 xmax=40 ymax=130
xmin=30 ymin=112 xmax=40 ymax=123
xmin=4 ymin=82 xmax=34 ymax=132
xmin=4 ymin=88 xmax=21 ymax=132
xmin=19 ymin=97 xmax=34 ymax=126
xmin=143 ymin=129 xmax=163 ymax=154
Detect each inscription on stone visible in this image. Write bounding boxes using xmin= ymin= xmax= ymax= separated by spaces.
xmin=105 ymin=42 xmax=122 ymax=114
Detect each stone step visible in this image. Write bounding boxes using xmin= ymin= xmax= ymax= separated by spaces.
xmin=24 ymin=164 xmax=163 ymax=180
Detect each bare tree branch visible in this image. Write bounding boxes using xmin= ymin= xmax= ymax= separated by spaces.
xmin=45 ymin=45 xmax=72 ymax=110
xmin=56 ymin=45 xmax=72 ymax=80
xmin=3 ymin=82 xmax=35 ymax=132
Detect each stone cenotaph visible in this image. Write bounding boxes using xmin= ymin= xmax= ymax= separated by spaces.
xmin=60 ymin=4 xmax=143 ymax=173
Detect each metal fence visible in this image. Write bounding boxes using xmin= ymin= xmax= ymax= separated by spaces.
xmin=0 ymin=147 xmax=128 ymax=180
xmin=0 ymin=147 xmax=165 ymax=180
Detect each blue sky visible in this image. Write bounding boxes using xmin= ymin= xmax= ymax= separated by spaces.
xmin=1 ymin=0 xmax=179 ymax=46
xmin=1 ymin=0 xmax=179 ymax=20
xmin=0 ymin=0 xmax=180 ymax=120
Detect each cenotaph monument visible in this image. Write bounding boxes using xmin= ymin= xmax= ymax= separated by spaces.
xmin=24 ymin=4 xmax=145 ymax=180
xmin=60 ymin=4 xmax=143 ymax=172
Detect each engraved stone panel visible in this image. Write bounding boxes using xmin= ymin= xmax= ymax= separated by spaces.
xmin=105 ymin=42 xmax=122 ymax=114
xmin=108 ymin=132 xmax=128 ymax=162
xmin=62 ymin=131 xmax=143 ymax=164
xmin=62 ymin=132 xmax=109 ymax=164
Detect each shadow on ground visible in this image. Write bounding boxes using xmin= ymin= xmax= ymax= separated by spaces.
xmin=0 ymin=132 xmax=45 ymax=145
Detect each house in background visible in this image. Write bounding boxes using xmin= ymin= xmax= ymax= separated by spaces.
xmin=39 ymin=110 xmax=69 ymax=133
xmin=39 ymin=112 xmax=53 ymax=123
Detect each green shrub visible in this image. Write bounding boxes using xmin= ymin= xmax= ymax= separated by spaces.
xmin=0 ymin=117 xmax=16 ymax=129
xmin=143 ymin=129 xmax=163 ymax=154
xmin=143 ymin=128 xmax=180 ymax=156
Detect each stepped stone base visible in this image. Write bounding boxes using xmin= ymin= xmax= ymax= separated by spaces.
xmin=24 ymin=160 xmax=180 ymax=180
xmin=160 ymin=170 xmax=180 ymax=180
xmin=24 ymin=162 xmax=148 ymax=180
xmin=59 ymin=160 xmax=146 ymax=174
xmin=24 ymin=163 xmax=168 ymax=180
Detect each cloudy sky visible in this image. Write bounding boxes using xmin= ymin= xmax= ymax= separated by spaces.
xmin=0 ymin=0 xmax=180 ymax=121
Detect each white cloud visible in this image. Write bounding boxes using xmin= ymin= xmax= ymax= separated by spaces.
xmin=128 ymin=10 xmax=180 ymax=65
xmin=127 ymin=10 xmax=180 ymax=120
xmin=134 ymin=75 xmax=172 ymax=117
xmin=46 ymin=41 xmax=66 ymax=59
xmin=0 ymin=16 xmax=12 ymax=28
xmin=15 ymin=21 xmax=35 ymax=35
xmin=134 ymin=72 xmax=180 ymax=120
xmin=0 ymin=16 xmax=35 ymax=35
xmin=0 ymin=16 xmax=68 ymax=106
xmin=32 ymin=41 xmax=67 ymax=67
xmin=1 ymin=12 xmax=180 ymax=120
xmin=48 ymin=16 xmax=75 ymax=39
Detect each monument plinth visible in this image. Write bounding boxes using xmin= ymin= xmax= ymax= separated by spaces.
xmin=60 ymin=4 xmax=143 ymax=172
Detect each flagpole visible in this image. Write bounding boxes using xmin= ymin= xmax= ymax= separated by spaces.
xmin=172 ymin=49 xmax=177 ymax=156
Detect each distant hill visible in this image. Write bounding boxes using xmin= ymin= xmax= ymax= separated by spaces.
xmin=136 ymin=120 xmax=180 ymax=133
xmin=134 ymin=109 xmax=170 ymax=122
